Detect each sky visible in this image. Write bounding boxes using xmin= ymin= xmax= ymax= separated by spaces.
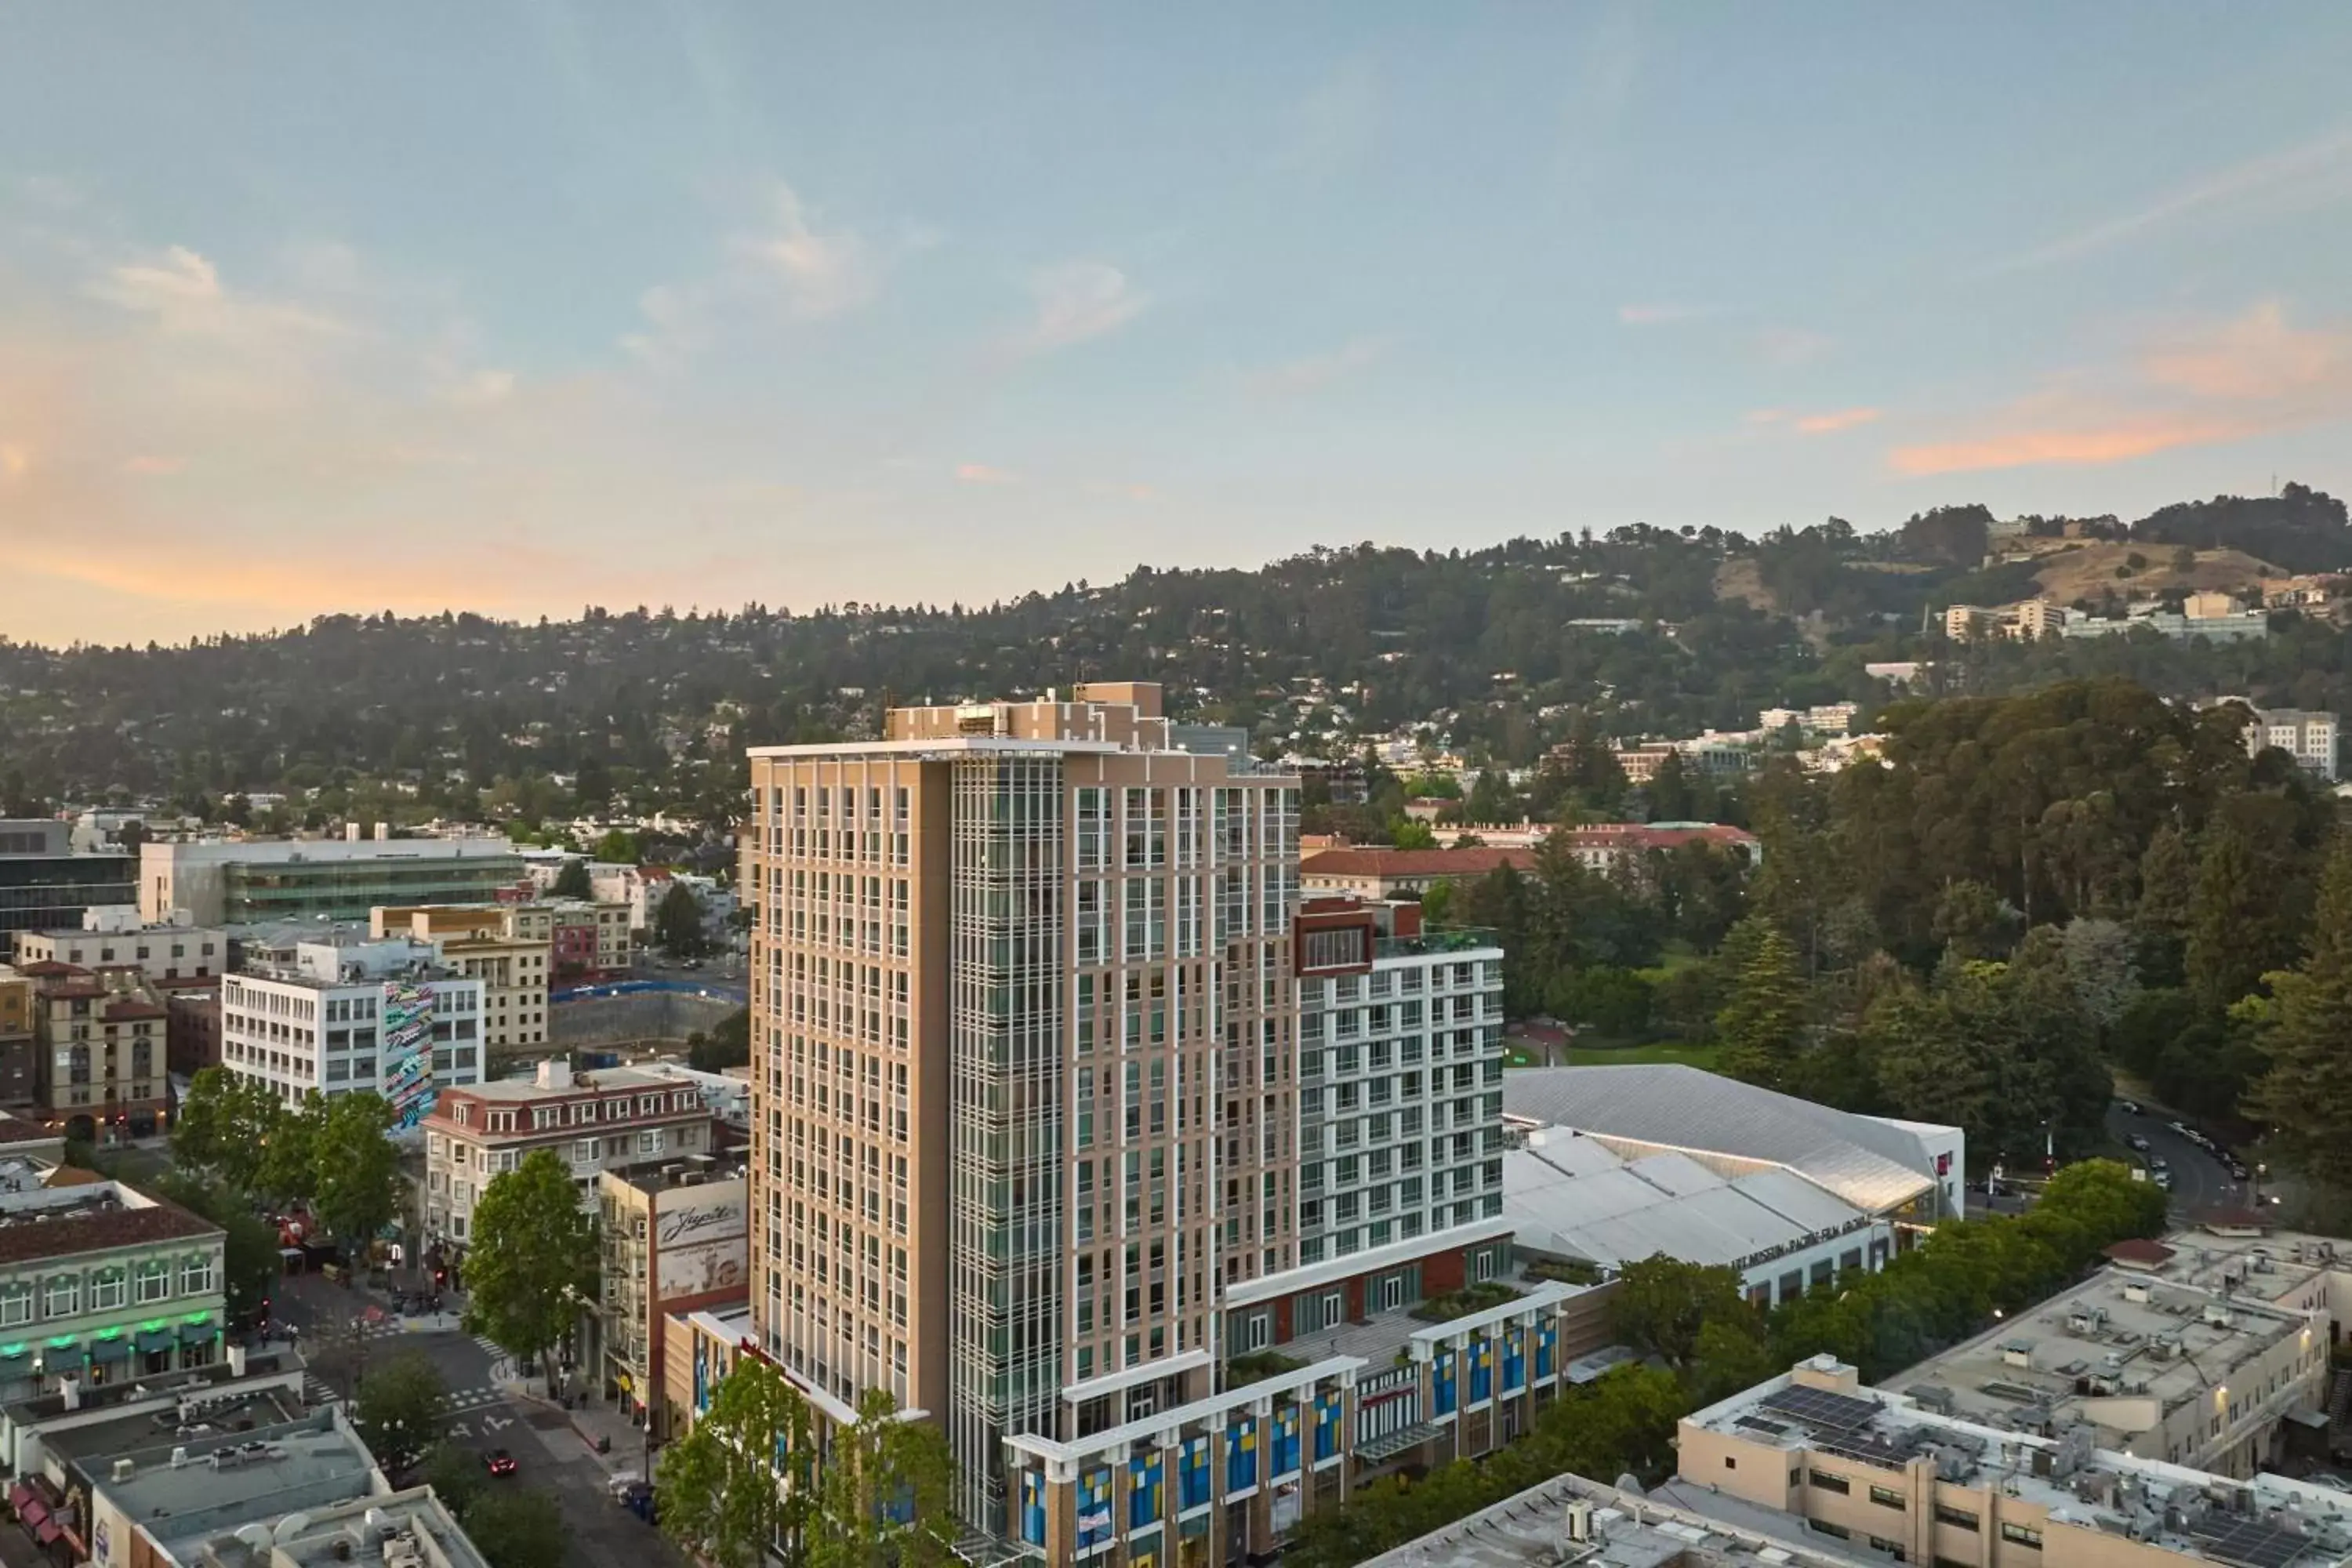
xmin=6 ymin=5 xmax=2352 ymax=647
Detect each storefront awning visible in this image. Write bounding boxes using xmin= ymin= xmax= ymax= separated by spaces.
xmin=1356 ymin=1422 xmax=1442 ymax=1464
xmin=87 ymin=1335 xmax=131 ymax=1362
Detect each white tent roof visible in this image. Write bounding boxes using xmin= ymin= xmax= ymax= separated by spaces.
xmin=1503 ymin=1063 xmax=1949 ymax=1216
xmin=1501 ymin=1131 xmax=1878 ymax=1273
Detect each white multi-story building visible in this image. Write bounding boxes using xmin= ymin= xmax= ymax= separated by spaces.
xmin=13 ymin=910 xmax=228 ymax=982
xmin=218 ymin=935 xmax=485 ymax=1117
xmin=2248 ymin=706 xmax=2339 ymax=781
xmin=1292 ymin=902 xmax=1508 ymax=1273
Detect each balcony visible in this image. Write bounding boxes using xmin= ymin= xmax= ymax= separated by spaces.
xmin=1373 ymin=925 xmax=1499 ymax=961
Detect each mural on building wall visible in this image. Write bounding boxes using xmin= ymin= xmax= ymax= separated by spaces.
xmin=383 ymin=980 xmax=437 ymax=1130
xmin=655 ymin=1192 xmax=748 ymax=1298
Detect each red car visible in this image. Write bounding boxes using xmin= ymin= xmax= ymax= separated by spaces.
xmin=484 ymin=1449 xmax=518 ymax=1478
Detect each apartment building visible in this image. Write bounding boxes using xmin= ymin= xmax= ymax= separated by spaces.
xmin=419 ymin=1060 xmax=716 ymax=1248
xmin=742 ymin=681 xmax=1303 ymax=1527
xmin=2222 ymin=703 xmax=2339 ymax=782
xmin=20 ymin=966 xmax=170 ymax=1142
xmin=547 ymin=898 xmax=633 ymax=979
xmin=138 ymin=834 xmax=524 ymax=926
xmin=370 ymin=905 xmax=553 ymax=1056
xmin=13 ymin=914 xmax=227 ymax=982
xmin=0 ymin=822 xmax=136 ymax=940
xmin=1287 ymin=899 xmax=1505 ymax=1275
xmin=1945 ymin=600 xmax=2070 ymax=642
xmin=1679 ymin=1352 xmax=2352 ymax=1568
xmin=0 ymin=971 xmax=33 ymax=1111
xmin=218 ymin=937 xmax=485 ymax=1120
xmin=599 ymin=1164 xmax=746 ymax=1442
xmin=0 ymin=1159 xmax=226 ymax=1403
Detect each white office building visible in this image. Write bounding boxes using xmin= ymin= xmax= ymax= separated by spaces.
xmin=218 ymin=935 xmax=485 ymax=1118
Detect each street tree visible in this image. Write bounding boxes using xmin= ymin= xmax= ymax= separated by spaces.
xmin=258 ymin=1091 xmax=326 ymax=1209
xmin=655 ymin=880 xmax=710 ymax=957
xmin=461 ymin=1488 xmax=565 ymax=1568
xmin=1607 ymin=1257 xmax=1755 ymax=1370
xmin=149 ymin=1172 xmax=280 ymax=1321
xmin=310 ymin=1091 xmax=405 ymax=1252
xmin=550 ymin=857 xmax=593 ymax=900
xmin=658 ymin=1356 xmax=815 ymax=1568
xmin=808 ymin=1387 xmax=957 ymax=1568
xmin=422 ymin=1443 xmax=485 ymax=1515
xmin=463 ymin=1150 xmax=597 ymax=1392
xmin=170 ymin=1067 xmax=285 ymax=1192
xmin=354 ymin=1351 xmax=449 ymax=1477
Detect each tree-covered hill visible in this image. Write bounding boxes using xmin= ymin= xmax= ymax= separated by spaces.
xmin=0 ymin=485 xmax=2345 ymax=821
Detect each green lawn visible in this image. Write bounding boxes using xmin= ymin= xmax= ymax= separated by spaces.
xmin=1505 ymin=1040 xmax=1726 ymax=1071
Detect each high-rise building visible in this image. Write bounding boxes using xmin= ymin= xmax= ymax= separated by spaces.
xmin=0 ymin=821 xmax=136 ymax=939
xmin=740 ymin=683 xmax=1563 ymax=1552
xmin=742 ymin=682 xmax=1298 ymax=1524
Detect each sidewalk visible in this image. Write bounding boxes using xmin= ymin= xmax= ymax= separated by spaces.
xmin=493 ymin=1367 xmax=653 ymax=1482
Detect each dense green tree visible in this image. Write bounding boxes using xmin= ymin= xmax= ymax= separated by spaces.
xmin=422 ymin=1443 xmax=486 ymax=1515
xmin=655 ymin=880 xmax=711 ymax=957
xmin=2186 ymin=815 xmax=2278 ymax=1010
xmin=463 ymin=1150 xmax=598 ymax=1391
xmin=550 ymin=857 xmax=593 ymax=900
xmin=1932 ymin=879 xmax=2018 ymax=960
xmin=310 ymin=1091 xmax=405 ymax=1250
xmin=1388 ymin=818 xmax=1439 ymax=851
xmin=658 ymin=1356 xmax=815 ymax=1568
xmin=593 ymin=828 xmax=641 ymax=863
xmin=169 ymin=1068 xmax=285 ymax=1193
xmin=354 ymin=1351 xmax=449 ymax=1476
xmin=2247 ymin=833 xmax=2352 ymax=1190
xmin=689 ymin=1007 xmax=753 ymax=1072
xmin=1466 ymin=768 xmax=1518 ymax=825
xmin=147 ymin=1172 xmax=281 ymax=1320
xmin=1716 ymin=916 xmax=1807 ymax=1088
xmin=257 ymin=1091 xmax=325 ymax=1207
xmin=461 ymin=1487 xmax=566 ymax=1568
xmin=1609 ymin=1257 xmax=1754 ymax=1370
xmin=807 ymin=1388 xmax=958 ymax=1568
xmin=2133 ymin=824 xmax=2197 ymax=986
xmin=1644 ymin=750 xmax=1694 ymax=822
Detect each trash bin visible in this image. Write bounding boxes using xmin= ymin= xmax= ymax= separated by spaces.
xmin=597 ymin=1435 xmax=611 ymax=1454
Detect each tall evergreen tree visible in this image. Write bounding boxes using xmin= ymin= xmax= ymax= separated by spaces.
xmin=1715 ymin=916 xmax=1807 ymax=1090
xmin=2247 ymin=833 xmax=2352 ymax=1190
xmin=2185 ymin=817 xmax=2274 ymax=1010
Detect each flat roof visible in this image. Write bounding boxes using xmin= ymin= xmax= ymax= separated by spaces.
xmin=746 ymin=738 xmax=1126 ymax=758
xmin=1692 ymin=1359 xmax=2352 ymax=1568
xmin=453 ymin=1067 xmax=675 ymax=1101
xmin=149 ymin=838 xmax=518 ymax=865
xmin=55 ymin=1387 xmax=310 ymax=1471
xmin=1887 ymin=1266 xmax=2316 ymax=1441
xmin=156 ymin=1483 xmax=487 ymax=1568
xmin=1363 ymin=1468 xmax=1871 ymax=1568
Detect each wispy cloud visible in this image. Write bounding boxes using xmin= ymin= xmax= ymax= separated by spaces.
xmin=1018 ymin=262 xmax=1144 ymax=351
xmin=1272 ymin=57 xmax=1377 ymax=175
xmin=1992 ymin=124 xmax=2352 ymax=273
xmin=1617 ymin=303 xmax=1710 ymax=327
xmin=1888 ymin=300 xmax=2352 ymax=476
xmin=954 ymin=462 xmax=1017 ymax=485
xmin=1747 ymin=406 xmax=1881 ymax=434
xmin=1242 ymin=336 xmax=1391 ymax=397
xmin=1753 ymin=326 xmax=1831 ymax=367
xmin=741 ymin=182 xmax=877 ymax=319
xmin=1794 ymin=407 xmax=1881 ymax=434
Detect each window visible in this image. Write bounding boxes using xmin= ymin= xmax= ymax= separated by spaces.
xmin=92 ymin=1269 xmax=126 ymax=1310
xmin=1810 ymin=1523 xmax=1852 ymax=1541
xmin=135 ymin=1264 xmax=170 ymax=1304
xmin=180 ymin=1256 xmax=217 ymax=1296
xmin=1999 ymin=1525 xmax=2042 ymax=1549
xmin=1870 ymin=1486 xmax=1906 ymax=1510
xmin=1809 ymin=1470 xmax=1851 ymax=1496
xmin=1242 ymin=1312 xmax=1270 ymax=1352
xmin=0 ymin=1286 xmax=28 ymax=1327
xmin=1722 ymin=1457 xmax=1737 ymax=1471
xmin=1933 ymin=1505 xmax=1979 ymax=1533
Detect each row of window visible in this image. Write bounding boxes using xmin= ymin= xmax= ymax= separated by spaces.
xmin=0 ymin=1256 xmax=219 ymax=1323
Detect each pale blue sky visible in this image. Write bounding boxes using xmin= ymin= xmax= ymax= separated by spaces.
xmin=5 ymin=4 xmax=2351 ymax=643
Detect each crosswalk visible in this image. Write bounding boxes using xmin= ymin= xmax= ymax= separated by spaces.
xmin=301 ymin=1372 xmax=344 ymax=1407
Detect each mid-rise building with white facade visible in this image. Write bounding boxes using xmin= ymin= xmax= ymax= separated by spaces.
xmin=13 ymin=907 xmax=228 ymax=982
xmin=218 ymin=936 xmax=484 ymax=1120
xmin=2214 ymin=701 xmax=2340 ymax=782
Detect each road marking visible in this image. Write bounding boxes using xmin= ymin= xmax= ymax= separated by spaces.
xmin=445 ymin=1421 xmax=471 ymax=1439
xmin=484 ymin=1415 xmax=514 ymax=1432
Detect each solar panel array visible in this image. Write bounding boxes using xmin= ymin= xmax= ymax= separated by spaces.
xmin=1759 ymin=1385 xmax=1881 ymax=1436
xmin=2188 ymin=1519 xmax=2310 ymax=1568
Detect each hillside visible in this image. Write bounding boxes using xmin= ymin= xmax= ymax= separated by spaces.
xmin=0 ymin=485 xmax=2345 ymax=821
xmin=2026 ymin=543 xmax=2279 ymax=604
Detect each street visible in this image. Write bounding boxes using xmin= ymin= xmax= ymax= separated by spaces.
xmin=277 ymin=1273 xmax=679 ymax=1568
xmin=2103 ymin=1099 xmax=2263 ymax=1215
